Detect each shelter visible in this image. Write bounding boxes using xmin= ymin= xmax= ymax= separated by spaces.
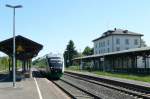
xmin=0 ymin=35 xmax=43 ymax=73
xmin=73 ymin=47 xmax=150 ymax=74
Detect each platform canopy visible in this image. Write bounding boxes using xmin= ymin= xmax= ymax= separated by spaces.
xmin=73 ymin=47 xmax=150 ymax=60
xmin=0 ymin=35 xmax=43 ymax=60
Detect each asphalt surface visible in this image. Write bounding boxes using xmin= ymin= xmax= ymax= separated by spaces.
xmin=0 ymin=68 xmax=70 ymax=99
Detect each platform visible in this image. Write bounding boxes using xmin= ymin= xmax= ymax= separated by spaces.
xmin=0 ymin=77 xmax=70 ymax=99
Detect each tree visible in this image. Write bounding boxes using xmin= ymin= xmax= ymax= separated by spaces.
xmin=141 ymin=39 xmax=147 ymax=47
xmin=0 ymin=56 xmax=9 ymax=70
xmin=82 ymin=46 xmax=93 ymax=56
xmin=64 ymin=40 xmax=77 ymax=67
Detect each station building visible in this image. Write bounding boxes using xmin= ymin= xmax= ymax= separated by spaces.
xmin=93 ymin=28 xmax=144 ymax=54
xmin=73 ymin=28 xmax=150 ymax=74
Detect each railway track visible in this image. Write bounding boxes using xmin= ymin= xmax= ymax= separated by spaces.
xmin=53 ymin=79 xmax=95 ymax=99
xmin=64 ymin=71 xmax=150 ymax=99
xmin=37 ymin=69 xmax=150 ymax=99
xmin=37 ymin=70 xmax=95 ymax=98
xmin=53 ymin=76 xmax=132 ymax=99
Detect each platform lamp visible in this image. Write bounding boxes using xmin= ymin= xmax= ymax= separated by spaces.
xmin=6 ymin=4 xmax=23 ymax=87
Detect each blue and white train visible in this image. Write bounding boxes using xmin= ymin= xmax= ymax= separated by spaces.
xmin=45 ymin=53 xmax=64 ymax=79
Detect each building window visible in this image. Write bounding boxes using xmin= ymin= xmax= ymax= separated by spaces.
xmin=99 ymin=42 xmax=101 ymax=48
xmin=116 ymin=47 xmax=120 ymax=51
xmin=116 ymin=38 xmax=120 ymax=44
xmin=134 ymin=39 xmax=138 ymax=45
xmin=108 ymin=48 xmax=109 ymax=52
xmin=126 ymin=47 xmax=129 ymax=50
xmin=100 ymin=42 xmax=102 ymax=47
xmin=103 ymin=41 xmax=105 ymax=47
xmin=107 ymin=40 xmax=109 ymax=45
xmin=95 ymin=43 xmax=97 ymax=48
xmin=95 ymin=50 xmax=97 ymax=54
xmin=99 ymin=50 xmax=101 ymax=54
xmin=125 ymin=39 xmax=129 ymax=45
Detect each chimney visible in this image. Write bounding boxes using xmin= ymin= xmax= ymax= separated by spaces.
xmin=123 ymin=30 xmax=128 ymax=33
xmin=114 ymin=28 xmax=116 ymax=31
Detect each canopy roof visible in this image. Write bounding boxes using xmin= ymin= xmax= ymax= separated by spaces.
xmin=74 ymin=47 xmax=150 ymax=60
xmin=0 ymin=35 xmax=43 ymax=60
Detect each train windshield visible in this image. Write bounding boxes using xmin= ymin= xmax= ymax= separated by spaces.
xmin=50 ymin=62 xmax=62 ymax=67
xmin=48 ymin=57 xmax=62 ymax=67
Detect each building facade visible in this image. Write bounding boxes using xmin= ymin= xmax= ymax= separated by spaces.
xmin=73 ymin=28 xmax=150 ymax=73
xmin=93 ymin=28 xmax=143 ymax=55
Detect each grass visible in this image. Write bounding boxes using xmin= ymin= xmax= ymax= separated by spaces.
xmin=66 ymin=65 xmax=80 ymax=71
xmin=93 ymin=71 xmax=150 ymax=82
xmin=66 ymin=65 xmax=150 ymax=82
xmin=0 ymin=65 xmax=8 ymax=73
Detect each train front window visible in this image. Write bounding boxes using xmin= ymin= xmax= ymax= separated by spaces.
xmin=50 ymin=62 xmax=62 ymax=67
xmin=48 ymin=58 xmax=62 ymax=67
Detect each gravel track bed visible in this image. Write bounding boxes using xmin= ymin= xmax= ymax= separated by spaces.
xmin=65 ymin=73 xmax=146 ymax=98
xmin=62 ymin=74 xmax=137 ymax=99
xmin=54 ymin=80 xmax=94 ymax=99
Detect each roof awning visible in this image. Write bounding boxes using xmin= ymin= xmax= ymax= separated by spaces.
xmin=0 ymin=35 xmax=43 ymax=60
xmin=73 ymin=47 xmax=150 ymax=60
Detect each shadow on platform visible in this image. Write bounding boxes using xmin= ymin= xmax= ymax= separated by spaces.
xmin=32 ymin=71 xmax=45 ymax=78
xmin=0 ymin=72 xmax=22 ymax=82
xmin=32 ymin=70 xmax=60 ymax=80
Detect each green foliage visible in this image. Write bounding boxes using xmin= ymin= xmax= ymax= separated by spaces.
xmin=141 ymin=39 xmax=147 ymax=47
xmin=64 ymin=40 xmax=77 ymax=67
xmin=0 ymin=56 xmax=23 ymax=71
xmin=66 ymin=66 xmax=150 ymax=82
xmin=93 ymin=71 xmax=150 ymax=82
xmin=73 ymin=52 xmax=83 ymax=58
xmin=0 ymin=56 xmax=9 ymax=71
xmin=32 ymin=58 xmax=47 ymax=68
xmin=82 ymin=46 xmax=93 ymax=56
xmin=66 ymin=65 xmax=80 ymax=71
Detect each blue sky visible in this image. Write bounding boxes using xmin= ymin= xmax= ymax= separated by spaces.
xmin=0 ymin=0 xmax=150 ymax=57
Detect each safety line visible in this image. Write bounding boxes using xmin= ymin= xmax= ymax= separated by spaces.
xmin=34 ymin=78 xmax=43 ymax=99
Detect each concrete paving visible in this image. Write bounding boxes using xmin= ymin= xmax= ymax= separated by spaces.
xmin=0 ymin=78 xmax=38 ymax=99
xmin=36 ymin=78 xmax=69 ymax=99
xmin=0 ymin=75 xmax=70 ymax=99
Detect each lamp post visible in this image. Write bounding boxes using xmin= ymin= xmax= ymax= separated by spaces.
xmin=6 ymin=4 xmax=22 ymax=87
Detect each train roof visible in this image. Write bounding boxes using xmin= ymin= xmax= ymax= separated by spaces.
xmin=46 ymin=53 xmax=63 ymax=58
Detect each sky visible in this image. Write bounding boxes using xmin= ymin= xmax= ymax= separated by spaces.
xmin=0 ymin=0 xmax=150 ymax=58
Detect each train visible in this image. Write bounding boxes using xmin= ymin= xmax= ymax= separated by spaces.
xmin=44 ymin=53 xmax=64 ymax=79
xmin=36 ymin=53 xmax=64 ymax=79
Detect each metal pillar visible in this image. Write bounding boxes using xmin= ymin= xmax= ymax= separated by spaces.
xmin=131 ymin=56 xmax=136 ymax=73
xmin=6 ymin=4 xmax=22 ymax=87
xmin=98 ymin=58 xmax=100 ymax=70
xmin=144 ymin=56 xmax=147 ymax=68
xmin=127 ymin=56 xmax=129 ymax=72
xmin=102 ymin=56 xmax=105 ymax=72
xmin=112 ymin=56 xmax=115 ymax=72
xmin=15 ymin=58 xmax=17 ymax=71
xmin=8 ymin=57 xmax=11 ymax=72
xmin=135 ymin=56 xmax=137 ymax=72
xmin=80 ymin=59 xmax=83 ymax=70
xmin=26 ymin=60 xmax=28 ymax=71
xmin=121 ymin=56 xmax=124 ymax=72
xmin=23 ymin=60 xmax=26 ymax=72
xmin=29 ymin=59 xmax=32 ymax=78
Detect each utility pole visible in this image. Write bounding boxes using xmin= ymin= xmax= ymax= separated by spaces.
xmin=6 ymin=4 xmax=22 ymax=87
